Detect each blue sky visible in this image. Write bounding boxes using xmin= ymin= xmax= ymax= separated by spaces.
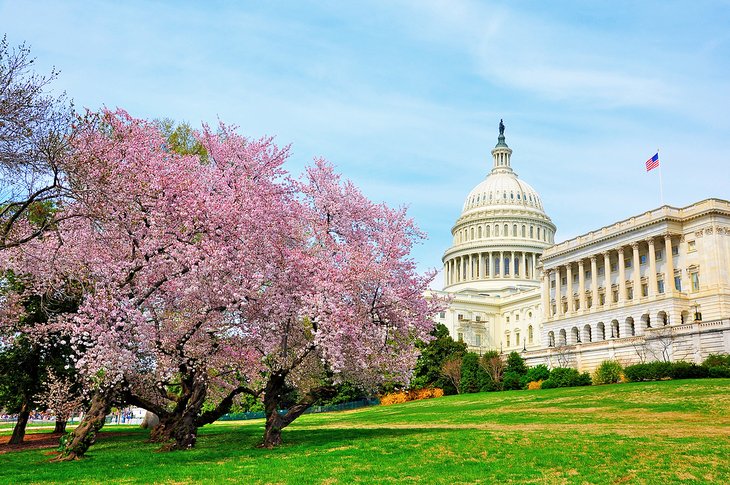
xmin=3 ymin=1 xmax=729 ymax=284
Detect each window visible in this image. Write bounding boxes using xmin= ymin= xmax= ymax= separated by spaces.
xmin=561 ymin=277 xmax=567 ymax=285
xmin=515 ymin=332 xmax=520 ymax=345
xmin=599 ymin=294 xmax=606 ymax=305
xmin=513 ymin=224 xmax=517 ymax=236
xmin=458 ymin=314 xmax=464 ymax=321
xmin=627 ymin=287 xmax=633 ymax=299
xmin=612 ymin=290 xmax=619 ymax=303
xmin=587 ymin=296 xmax=592 ymax=308
xmin=585 ymin=270 xmax=591 ymax=279
xmin=573 ymin=273 xmax=578 ymax=283
xmin=642 ymin=283 xmax=648 ymax=297
xmin=475 ymin=315 xmax=481 ymax=322
xmin=495 ymin=225 xmax=500 ymax=236
xmin=478 ymin=226 xmax=482 ymax=238
xmin=530 ymin=226 xmax=534 ymax=238
xmin=528 ymin=325 xmax=534 ymax=343
xmin=674 ymin=275 xmax=682 ymax=291
xmin=458 ymin=332 xmax=463 ymax=342
xmin=528 ymin=312 xmax=532 ymax=318
xmin=688 ymin=240 xmax=696 ymax=252
xmin=625 ymin=258 xmax=632 ymax=268
xmin=657 ymin=279 xmax=665 ymax=294
xmin=485 ymin=225 xmax=491 ymax=237
xmin=522 ymin=225 xmax=526 ymax=237
xmin=550 ymin=280 xmax=556 ymax=288
xmin=672 ymin=245 xmax=679 ymax=256
xmin=506 ymin=316 xmax=510 ymax=323
xmin=439 ymin=311 xmax=446 ymax=318
xmin=598 ymin=267 xmax=605 ymax=276
xmin=506 ymin=335 xmax=511 ymax=347
xmin=656 ymin=249 xmax=663 ymax=260
xmin=515 ymin=314 xmax=520 ymax=321
xmin=611 ymin=263 xmax=618 ymax=272
xmin=504 ymin=224 xmax=508 ymax=236
xmin=475 ymin=335 xmax=481 ymax=346
xmin=640 ymin=254 xmax=647 ymax=265
xmin=691 ymin=271 xmax=700 ymax=291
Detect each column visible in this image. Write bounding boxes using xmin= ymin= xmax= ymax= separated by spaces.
xmin=632 ymin=242 xmax=641 ymax=299
xmin=511 ymin=251 xmax=515 ymax=277
xmin=444 ymin=263 xmax=448 ymax=286
xmin=578 ymin=259 xmax=586 ymax=311
xmin=566 ymin=263 xmax=574 ymax=313
xmin=499 ymin=251 xmax=504 ymax=277
xmin=533 ymin=253 xmax=538 ymax=281
xmin=618 ymin=248 xmax=626 ymax=303
xmin=591 ymin=256 xmax=599 ymax=309
xmin=648 ymin=238 xmax=658 ymax=296
xmin=603 ymin=252 xmax=611 ymax=306
xmin=478 ymin=252 xmax=484 ymax=279
xmin=664 ymin=234 xmax=674 ymax=293
xmin=468 ymin=254 xmax=473 ymax=280
xmin=555 ymin=265 xmax=564 ymax=316
xmin=521 ymin=252 xmax=527 ymax=279
xmin=542 ymin=270 xmax=551 ymax=319
xmin=486 ymin=251 xmax=491 ymax=278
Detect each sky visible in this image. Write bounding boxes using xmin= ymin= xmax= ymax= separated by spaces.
xmin=2 ymin=0 xmax=729 ymax=286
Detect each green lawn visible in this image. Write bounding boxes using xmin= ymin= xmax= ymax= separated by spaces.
xmin=2 ymin=379 xmax=729 ymax=484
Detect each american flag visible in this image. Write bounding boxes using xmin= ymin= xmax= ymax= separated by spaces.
xmin=646 ymin=152 xmax=659 ymax=172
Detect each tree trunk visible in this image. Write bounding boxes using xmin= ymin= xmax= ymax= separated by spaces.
xmin=261 ymin=411 xmax=284 ymax=448
xmin=150 ymin=379 xmax=207 ymax=451
xmin=53 ymin=420 xmax=67 ymax=434
xmin=54 ymin=390 xmax=111 ymax=461
xmin=9 ymin=401 xmax=30 ymax=445
xmin=259 ymin=374 xmax=328 ymax=448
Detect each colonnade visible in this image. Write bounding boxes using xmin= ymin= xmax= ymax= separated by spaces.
xmin=444 ymin=250 xmax=540 ymax=285
xmin=541 ymin=234 xmax=677 ymax=319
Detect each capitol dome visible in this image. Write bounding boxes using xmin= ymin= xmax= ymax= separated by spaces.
xmin=442 ymin=122 xmax=556 ymax=293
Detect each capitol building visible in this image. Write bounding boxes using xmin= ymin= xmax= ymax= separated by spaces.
xmin=432 ymin=123 xmax=730 ymax=371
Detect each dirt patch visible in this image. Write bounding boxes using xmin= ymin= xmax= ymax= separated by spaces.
xmin=0 ymin=432 xmax=64 ymax=454
xmin=0 ymin=431 xmax=130 ymax=454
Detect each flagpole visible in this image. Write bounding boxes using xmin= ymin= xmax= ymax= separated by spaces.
xmin=657 ymin=148 xmax=664 ymax=205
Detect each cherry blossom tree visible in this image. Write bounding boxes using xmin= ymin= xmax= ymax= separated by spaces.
xmin=3 ymin=108 xmax=441 ymax=458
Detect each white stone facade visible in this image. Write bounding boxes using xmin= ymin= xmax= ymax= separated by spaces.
xmin=432 ymin=128 xmax=730 ymax=371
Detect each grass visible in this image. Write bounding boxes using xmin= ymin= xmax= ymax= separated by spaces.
xmin=2 ymin=379 xmax=729 ymax=484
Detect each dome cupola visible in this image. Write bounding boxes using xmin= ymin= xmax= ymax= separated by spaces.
xmin=442 ymin=121 xmax=556 ymax=293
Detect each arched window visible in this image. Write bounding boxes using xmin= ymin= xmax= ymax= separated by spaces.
xmin=537 ymin=227 xmax=541 ymax=240
xmin=478 ymin=226 xmax=482 ymax=238
xmin=513 ymin=224 xmax=517 ymax=236
xmin=486 ymin=225 xmax=491 ymax=237
xmin=504 ymin=224 xmax=508 ymax=236
xmin=530 ymin=226 xmax=534 ymax=238
xmin=528 ymin=325 xmax=534 ymax=343
xmin=470 ymin=227 xmax=474 ymax=240
xmin=495 ymin=225 xmax=500 ymax=237
xmin=522 ymin=225 xmax=526 ymax=237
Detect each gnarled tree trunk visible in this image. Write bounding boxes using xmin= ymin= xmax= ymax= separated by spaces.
xmin=53 ymin=420 xmax=67 ymax=434
xmin=54 ymin=390 xmax=111 ymax=461
xmin=9 ymin=401 xmax=30 ymax=445
xmin=150 ymin=378 xmax=208 ymax=451
xmin=259 ymin=373 xmax=332 ymax=448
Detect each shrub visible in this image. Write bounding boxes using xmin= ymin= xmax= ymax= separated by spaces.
xmin=592 ymin=360 xmax=624 ymax=385
xmin=624 ymin=362 xmax=672 ymax=382
xmin=526 ymin=380 xmax=543 ymax=390
xmin=669 ymin=362 xmax=709 ymax=379
xmin=708 ymin=366 xmax=730 ymax=378
xmin=502 ymin=371 xmax=522 ymax=391
xmin=505 ymin=352 xmax=528 ymax=376
xmin=702 ymin=354 xmax=730 ymax=368
xmin=460 ymin=352 xmax=484 ymax=393
xmin=624 ymin=361 xmax=711 ymax=382
xmin=541 ymin=367 xmax=592 ymax=389
xmin=380 ymin=388 xmax=444 ymax=405
xmin=520 ymin=364 xmax=550 ymax=389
